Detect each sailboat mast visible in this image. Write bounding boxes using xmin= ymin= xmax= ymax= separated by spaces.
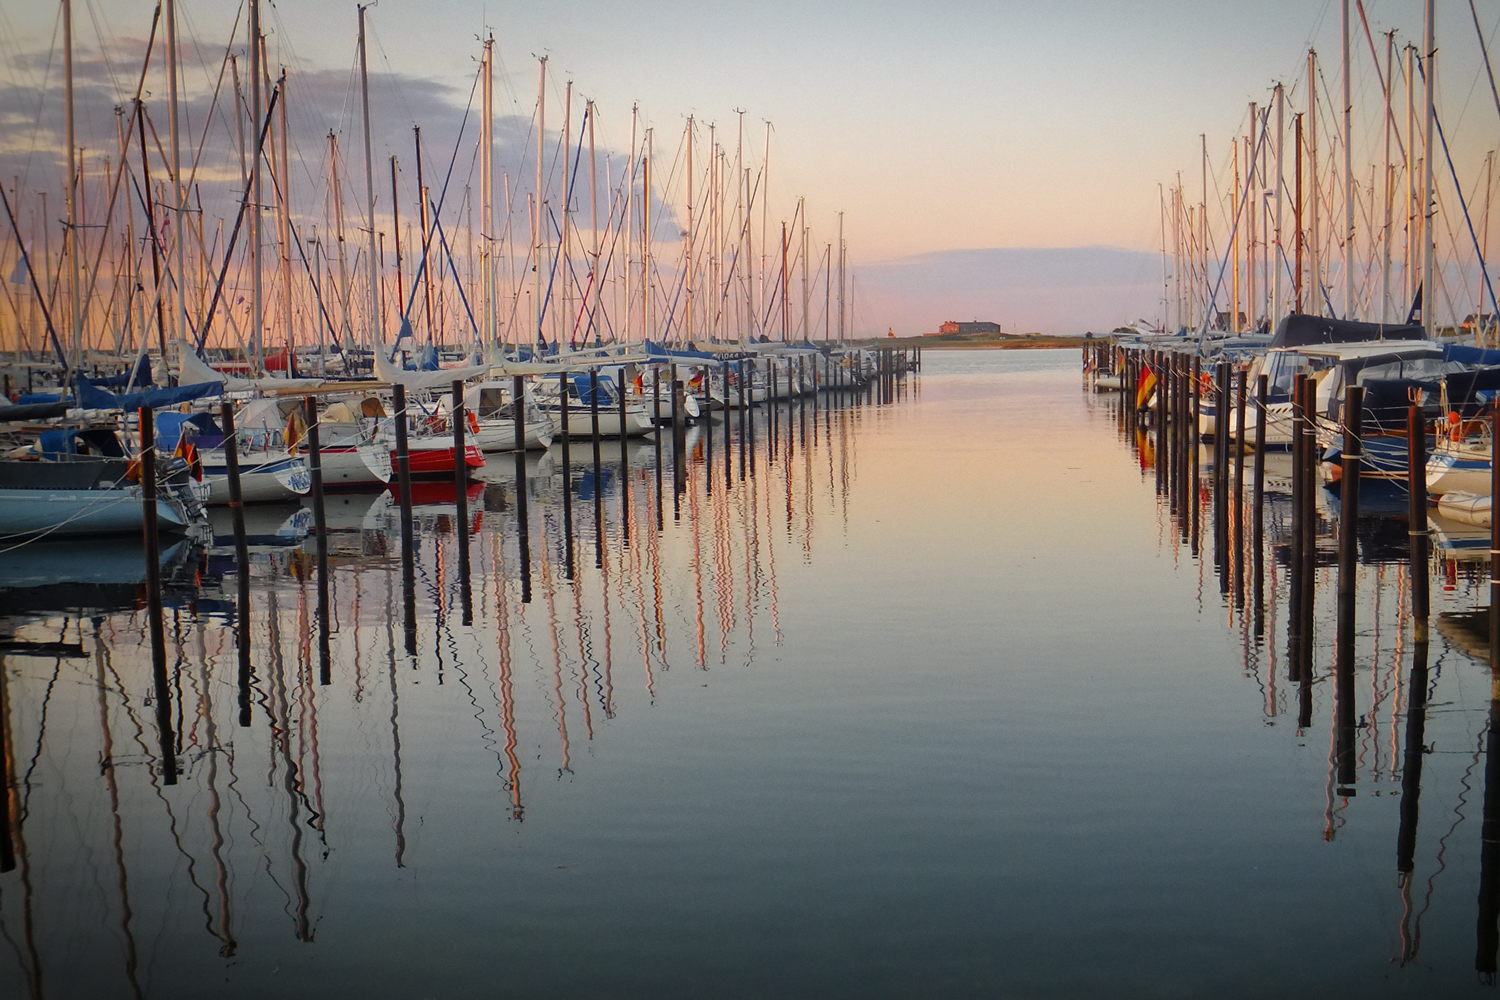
xmin=359 ymin=5 xmax=379 ymax=353
xmin=329 ymin=132 xmax=351 ymax=350
xmin=1342 ymin=0 xmax=1354 ymax=320
xmin=1421 ymin=0 xmax=1436 ymax=336
xmin=534 ymin=58 xmax=546 ymax=347
xmin=482 ymin=36 xmax=494 ymax=354
xmin=800 ymin=196 xmax=808 ymax=341
xmin=685 ymin=116 xmax=694 ymax=346
xmin=1406 ymin=44 xmax=1417 ymax=312
xmin=165 ymin=0 xmax=190 ymax=358
xmin=62 ymin=0 xmax=83 ymax=366
xmin=415 ymin=127 xmax=433 ymax=345
xmin=562 ymin=80 xmax=572 ymax=347
xmin=1308 ymin=47 xmax=1319 ymax=317
xmin=1274 ymin=82 xmax=1285 ymax=330
xmin=588 ymin=100 xmax=599 ymax=346
xmin=277 ymin=70 xmax=293 ymax=361
xmin=837 ymin=211 xmax=844 ymax=342
xmin=643 ymin=129 xmax=652 ymax=344
xmin=625 ymin=104 xmax=636 ymax=346
xmin=391 ymin=156 xmax=403 ymax=331
xmin=1382 ymin=32 xmax=1394 ymax=324
xmin=246 ymin=0 xmax=261 ymax=365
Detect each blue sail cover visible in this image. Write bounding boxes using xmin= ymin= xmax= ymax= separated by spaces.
xmin=75 ymin=373 xmax=221 ymax=411
xmin=1443 ymin=343 xmax=1500 ymax=367
xmin=91 ymin=355 xmax=153 ymax=388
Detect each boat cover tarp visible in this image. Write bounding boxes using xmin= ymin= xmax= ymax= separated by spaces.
xmin=1361 ymin=378 xmax=1439 ymax=433
xmin=372 ymin=345 xmax=490 ymax=391
xmin=75 ymin=374 xmax=221 ymax=411
xmin=1271 ymin=313 xmax=1426 ymax=348
xmin=0 ymin=401 xmax=70 ymax=421
xmin=16 ymin=393 xmax=63 ymax=404
xmin=1445 ymin=367 xmax=1500 ymax=417
xmin=1443 ymin=343 xmax=1500 ymax=367
xmin=91 ymin=356 xmax=153 ymax=388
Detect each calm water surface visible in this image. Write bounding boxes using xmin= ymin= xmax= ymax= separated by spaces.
xmin=2 ymin=348 xmax=1495 ymax=997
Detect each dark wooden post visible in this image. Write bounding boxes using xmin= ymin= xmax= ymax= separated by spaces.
xmin=1409 ymin=404 xmax=1430 ymax=641
xmin=221 ymin=400 xmax=253 ymax=725
xmin=393 ymin=383 xmax=417 ymax=655
xmin=138 ymin=407 xmax=176 ymax=784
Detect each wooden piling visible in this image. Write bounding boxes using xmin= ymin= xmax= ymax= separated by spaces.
xmin=306 ymin=396 xmax=331 ymax=683
xmin=138 ymin=407 xmax=176 ymax=784
xmin=452 ymin=380 xmax=471 ymax=620
xmin=1253 ymin=373 xmax=1268 ymax=635
xmin=1233 ymin=368 xmax=1247 ymax=605
xmin=560 ymin=373 xmax=575 ymax=578
xmin=1408 ymin=404 xmax=1429 ymax=641
xmin=393 ymin=383 xmax=418 ymax=655
xmin=1335 ymin=384 xmax=1362 ymax=792
xmin=221 ymin=400 xmax=253 ymax=726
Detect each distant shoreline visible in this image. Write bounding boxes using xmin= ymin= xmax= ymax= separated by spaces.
xmin=855 ymin=337 xmax=1084 ymax=351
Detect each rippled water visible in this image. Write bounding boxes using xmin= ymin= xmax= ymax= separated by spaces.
xmin=3 ymin=348 xmax=1499 ymax=997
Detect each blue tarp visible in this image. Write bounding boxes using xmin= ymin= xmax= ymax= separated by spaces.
xmin=1444 ymin=343 xmax=1500 ymax=366
xmin=75 ymin=373 xmax=221 ymax=411
xmin=154 ymin=411 xmax=221 ymax=450
xmin=17 ymin=393 xmax=63 ymax=404
xmin=92 ymin=356 xmax=153 ymax=388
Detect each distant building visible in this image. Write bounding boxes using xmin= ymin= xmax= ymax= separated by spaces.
xmin=935 ymin=321 xmax=1002 ymax=336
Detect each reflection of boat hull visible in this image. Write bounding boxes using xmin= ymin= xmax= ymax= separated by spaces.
xmin=0 ymin=536 xmax=190 ymax=588
xmin=1437 ymin=491 xmax=1491 ymax=528
xmin=400 ymin=443 xmax=485 ymax=479
xmin=0 ymin=486 xmax=188 ymax=537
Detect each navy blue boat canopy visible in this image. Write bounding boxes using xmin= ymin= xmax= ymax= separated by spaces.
xmin=1270 ymin=313 xmax=1425 ymax=348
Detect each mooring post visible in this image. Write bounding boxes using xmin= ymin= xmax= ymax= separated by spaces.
xmin=138 ymin=406 xmax=176 ymax=784
xmin=1396 ymin=637 xmax=1429 ymax=886
xmin=1234 ymin=368 xmax=1247 ymax=605
xmin=560 ymin=372 xmax=575 ymax=578
xmin=1289 ymin=373 xmax=1306 ymax=678
xmin=452 ymin=380 xmax=471 ymax=623
xmin=591 ymin=368 xmax=604 ymax=569
xmin=1408 ymin=404 xmax=1430 ymax=641
xmin=221 ymin=400 xmax=253 ymax=725
xmin=392 ymin=383 xmax=417 ymax=655
xmin=1300 ymin=374 xmax=1318 ymax=682
xmin=1335 ymin=384 xmax=1362 ymax=793
xmin=1253 ymin=373 xmax=1268 ymax=635
xmin=306 ymin=395 xmax=330 ymax=682
xmin=513 ymin=375 xmax=527 ymax=452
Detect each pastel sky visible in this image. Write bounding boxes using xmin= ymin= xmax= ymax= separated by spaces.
xmin=3 ymin=0 xmax=1498 ymax=333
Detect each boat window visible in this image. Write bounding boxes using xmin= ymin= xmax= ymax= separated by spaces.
xmin=1353 ymin=357 xmax=1452 ymax=384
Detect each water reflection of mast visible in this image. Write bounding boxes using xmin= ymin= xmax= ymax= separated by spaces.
xmin=494 ymin=534 xmax=524 ymax=819
xmin=267 ymin=593 xmax=314 ymax=940
xmin=91 ymin=627 xmax=144 ymax=993
xmin=1397 ymin=640 xmax=1430 ymax=965
xmin=1 ymin=650 xmax=43 ymax=997
xmin=384 ymin=572 xmax=408 ymax=865
xmin=192 ymin=618 xmax=237 ymax=957
xmin=690 ymin=463 xmax=708 ymax=668
xmin=626 ymin=465 xmax=656 ymax=697
xmin=1477 ymin=673 xmax=1500 ymax=982
xmin=540 ymin=526 xmax=573 ymax=773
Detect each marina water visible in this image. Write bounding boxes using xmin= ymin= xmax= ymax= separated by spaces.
xmin=3 ymin=349 xmax=1497 ymax=997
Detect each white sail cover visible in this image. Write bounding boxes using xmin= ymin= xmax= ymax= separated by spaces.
xmin=373 ymin=346 xmax=491 ymax=391
xmin=175 ymin=340 xmax=324 ymax=390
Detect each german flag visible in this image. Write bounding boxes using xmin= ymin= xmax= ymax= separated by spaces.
xmin=1135 ymin=364 xmax=1157 ymax=410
